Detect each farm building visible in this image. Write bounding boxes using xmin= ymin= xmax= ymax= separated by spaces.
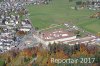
xmin=40 ymin=29 xmax=77 ymax=45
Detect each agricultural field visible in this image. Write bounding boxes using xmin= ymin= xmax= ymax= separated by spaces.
xmin=0 ymin=60 xmax=5 ymax=66
xmin=27 ymin=0 xmax=100 ymax=34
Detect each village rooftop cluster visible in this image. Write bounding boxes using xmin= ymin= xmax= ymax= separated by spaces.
xmin=0 ymin=1 xmax=32 ymax=53
xmin=0 ymin=0 xmax=100 ymax=54
xmin=0 ymin=0 xmax=100 ymax=66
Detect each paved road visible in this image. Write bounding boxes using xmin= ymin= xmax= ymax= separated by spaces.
xmin=33 ymin=34 xmax=46 ymax=45
xmin=17 ymin=33 xmax=38 ymax=50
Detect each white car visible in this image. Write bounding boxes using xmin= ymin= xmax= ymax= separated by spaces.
xmin=0 ymin=42 xmax=2 ymax=45
xmin=0 ymin=46 xmax=3 ymax=49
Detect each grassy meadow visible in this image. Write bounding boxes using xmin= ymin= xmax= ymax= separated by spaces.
xmin=27 ymin=0 xmax=100 ymax=33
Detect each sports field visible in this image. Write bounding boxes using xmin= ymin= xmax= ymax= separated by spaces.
xmin=27 ymin=0 xmax=100 ymax=33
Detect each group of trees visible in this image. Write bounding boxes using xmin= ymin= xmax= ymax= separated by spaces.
xmin=16 ymin=31 xmax=27 ymax=36
xmin=90 ymin=12 xmax=100 ymax=19
xmin=0 ymin=42 xmax=99 ymax=66
xmin=27 ymin=42 xmax=99 ymax=66
xmin=0 ymin=0 xmax=3 ymax=2
xmin=48 ymin=43 xmax=80 ymax=56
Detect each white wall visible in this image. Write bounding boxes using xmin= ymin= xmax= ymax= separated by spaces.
xmin=45 ymin=36 xmax=76 ymax=45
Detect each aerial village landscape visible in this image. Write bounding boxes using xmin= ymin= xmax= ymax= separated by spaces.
xmin=0 ymin=0 xmax=100 ymax=66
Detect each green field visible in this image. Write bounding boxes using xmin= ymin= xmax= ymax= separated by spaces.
xmin=0 ymin=60 xmax=5 ymax=66
xmin=27 ymin=0 xmax=100 ymax=33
